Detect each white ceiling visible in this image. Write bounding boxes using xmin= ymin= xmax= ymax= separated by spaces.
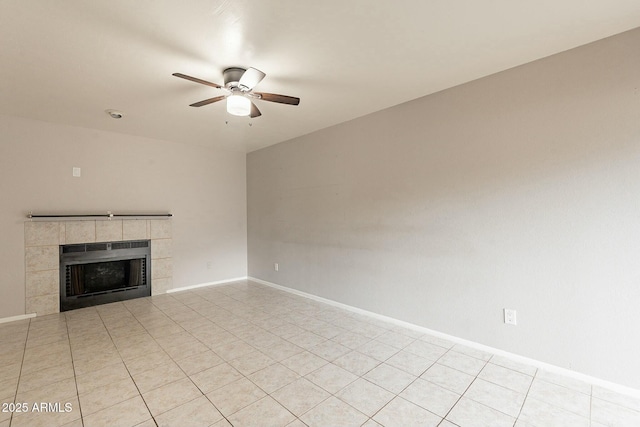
xmin=1 ymin=1 xmax=640 ymax=152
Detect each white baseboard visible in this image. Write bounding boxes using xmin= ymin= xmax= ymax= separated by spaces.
xmin=248 ymin=276 xmax=640 ymax=399
xmin=166 ymin=276 xmax=248 ymax=294
xmin=0 ymin=313 xmax=36 ymax=324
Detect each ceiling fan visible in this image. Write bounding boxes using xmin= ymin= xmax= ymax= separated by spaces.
xmin=172 ymin=67 xmax=300 ymax=118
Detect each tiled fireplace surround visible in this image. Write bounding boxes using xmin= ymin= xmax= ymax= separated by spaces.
xmin=24 ymin=219 xmax=172 ymax=315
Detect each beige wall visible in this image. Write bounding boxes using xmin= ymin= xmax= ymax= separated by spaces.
xmin=0 ymin=115 xmax=247 ymax=318
xmin=247 ymin=28 xmax=640 ymax=388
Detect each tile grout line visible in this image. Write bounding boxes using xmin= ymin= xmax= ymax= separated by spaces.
xmin=589 ymin=383 xmax=593 ymax=426
xmin=514 ymin=364 xmax=538 ymax=425
xmin=435 ymin=349 xmax=489 ymax=425
xmin=209 ymin=297 xmax=372 ymax=425
xmin=293 ymin=295 xmax=441 ymax=425
xmin=233 ymin=318 xmax=333 ymax=423
xmin=437 ymin=349 xmax=545 ymax=423
xmin=100 ymin=302 xmax=157 ymax=426
xmin=64 ymin=312 xmax=85 ymax=427
xmin=123 ymin=302 xmax=166 ymax=426
xmin=141 ymin=295 xmax=235 ymax=427
xmin=8 ymin=319 xmax=31 ymax=427
xmin=341 ymin=341 xmax=444 ymax=426
xmin=525 ymin=372 xmax=596 ymax=422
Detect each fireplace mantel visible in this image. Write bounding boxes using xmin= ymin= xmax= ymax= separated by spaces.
xmin=25 ymin=219 xmax=172 ymax=315
xmin=27 ymin=212 xmax=172 ymax=220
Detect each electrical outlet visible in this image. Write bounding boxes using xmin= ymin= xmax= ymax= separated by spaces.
xmin=274 ymin=263 xmax=279 ymax=272
xmin=72 ymin=167 xmax=81 ymax=177
xmin=206 ymin=262 xmax=212 ymax=270
xmin=504 ymin=309 xmax=517 ymax=325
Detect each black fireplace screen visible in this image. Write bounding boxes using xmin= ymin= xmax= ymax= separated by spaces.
xmin=60 ymin=239 xmax=151 ymax=311
xmin=67 ymin=258 xmax=145 ymax=296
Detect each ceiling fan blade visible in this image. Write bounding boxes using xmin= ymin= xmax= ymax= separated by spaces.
xmin=173 ymin=73 xmax=222 ymax=89
xmin=250 ymin=101 xmax=262 ymax=118
xmin=238 ymin=67 xmax=266 ymax=91
xmin=189 ymin=95 xmax=227 ymax=107
xmin=254 ymin=92 xmax=300 ymax=105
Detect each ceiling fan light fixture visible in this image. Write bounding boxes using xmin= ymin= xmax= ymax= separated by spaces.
xmin=226 ymin=94 xmax=251 ymax=116
xmin=173 ymin=68 xmax=300 ymax=118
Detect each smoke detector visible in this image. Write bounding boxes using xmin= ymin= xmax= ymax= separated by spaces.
xmin=105 ymin=109 xmax=124 ymax=119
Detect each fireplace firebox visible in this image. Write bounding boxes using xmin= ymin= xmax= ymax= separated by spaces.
xmin=60 ymin=240 xmax=151 ymax=311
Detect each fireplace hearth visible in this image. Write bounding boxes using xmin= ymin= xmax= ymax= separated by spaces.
xmin=60 ymin=240 xmax=151 ymax=311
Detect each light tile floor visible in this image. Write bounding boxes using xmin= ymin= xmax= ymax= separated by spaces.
xmin=1 ymin=280 xmax=639 ymax=427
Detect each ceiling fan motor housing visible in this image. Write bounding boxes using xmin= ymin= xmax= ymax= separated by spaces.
xmin=223 ymin=67 xmax=247 ymax=89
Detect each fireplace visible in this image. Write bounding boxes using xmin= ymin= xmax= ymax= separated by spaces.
xmin=60 ymin=240 xmax=151 ymax=311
